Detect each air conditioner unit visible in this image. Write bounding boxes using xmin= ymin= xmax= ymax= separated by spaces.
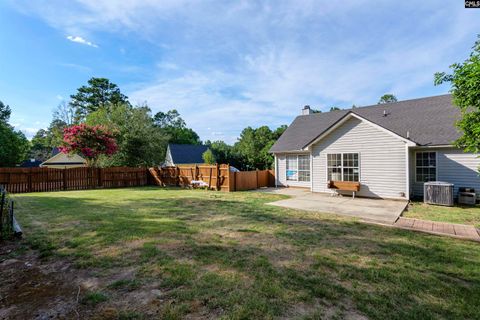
xmin=424 ymin=181 xmax=454 ymax=206
xmin=458 ymin=187 xmax=476 ymax=205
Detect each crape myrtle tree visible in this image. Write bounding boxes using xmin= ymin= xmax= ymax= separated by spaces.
xmin=59 ymin=124 xmax=118 ymax=167
xmin=86 ymin=103 xmax=169 ymax=167
xmin=435 ymin=35 xmax=480 ymax=160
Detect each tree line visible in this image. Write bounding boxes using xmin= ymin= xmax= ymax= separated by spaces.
xmin=0 ymin=77 xmax=287 ymax=170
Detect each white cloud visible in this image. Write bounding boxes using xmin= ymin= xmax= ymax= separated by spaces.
xmin=66 ymin=35 xmax=98 ymax=47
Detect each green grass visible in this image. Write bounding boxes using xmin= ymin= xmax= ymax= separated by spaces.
xmin=13 ymin=187 xmax=480 ymax=319
xmin=81 ymin=291 xmax=108 ymax=306
xmin=404 ymin=201 xmax=480 ymax=227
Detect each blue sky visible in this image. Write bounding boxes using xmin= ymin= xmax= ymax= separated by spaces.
xmin=1 ymin=1 xmax=479 ymax=143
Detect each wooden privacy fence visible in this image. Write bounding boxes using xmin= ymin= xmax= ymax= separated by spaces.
xmin=0 ymin=167 xmax=149 ymax=193
xmin=230 ymin=169 xmax=275 ymax=191
xmin=149 ymin=164 xmax=230 ymax=191
xmin=149 ymin=165 xmax=275 ymax=192
xmin=0 ymin=165 xmax=276 ymax=194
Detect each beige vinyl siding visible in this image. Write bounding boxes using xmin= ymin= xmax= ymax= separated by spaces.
xmin=312 ymin=117 xmax=407 ymax=199
xmin=410 ymin=148 xmax=480 ymax=199
xmin=276 ymin=153 xmax=311 ymax=188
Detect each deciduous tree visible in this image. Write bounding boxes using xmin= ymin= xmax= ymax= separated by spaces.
xmin=378 ymin=94 xmax=397 ymax=104
xmin=435 ymin=35 xmax=480 ymax=156
xmin=60 ymin=124 xmax=118 ymax=167
xmin=202 ymin=149 xmax=216 ymax=164
xmin=153 ymin=109 xmax=201 ymax=145
xmin=0 ymin=123 xmax=29 ymax=167
xmin=87 ymin=104 xmax=168 ymax=167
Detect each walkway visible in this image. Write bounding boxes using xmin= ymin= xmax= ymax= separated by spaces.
xmin=395 ymin=217 xmax=480 ymax=241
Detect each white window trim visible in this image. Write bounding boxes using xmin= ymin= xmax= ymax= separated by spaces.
xmin=325 ymin=153 xmax=361 ymax=182
xmin=414 ymin=151 xmax=438 ymax=183
xmin=286 ymin=154 xmax=311 ymax=182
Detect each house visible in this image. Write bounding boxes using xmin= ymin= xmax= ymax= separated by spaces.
xmin=164 ymin=144 xmax=209 ymax=166
xmin=19 ymin=159 xmax=43 ymax=168
xmin=270 ymin=94 xmax=480 ymax=200
xmin=40 ymin=148 xmax=87 ymax=169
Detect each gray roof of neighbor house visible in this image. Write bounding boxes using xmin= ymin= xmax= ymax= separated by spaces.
xmin=270 ymin=94 xmax=461 ymax=152
xmin=168 ymin=144 xmax=209 ymax=164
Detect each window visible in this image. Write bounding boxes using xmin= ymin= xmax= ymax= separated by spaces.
xmin=327 ymin=153 xmax=359 ymax=182
xmin=416 ymin=152 xmax=436 ymax=182
xmin=286 ymin=155 xmax=310 ymax=182
xmin=286 ymin=155 xmax=298 ymax=181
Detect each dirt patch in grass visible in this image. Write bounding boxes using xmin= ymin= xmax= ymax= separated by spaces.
xmin=0 ymin=241 xmax=87 ymax=319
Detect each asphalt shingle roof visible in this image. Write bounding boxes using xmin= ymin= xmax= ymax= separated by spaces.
xmin=169 ymin=144 xmax=209 ymax=164
xmin=270 ymin=94 xmax=461 ymax=152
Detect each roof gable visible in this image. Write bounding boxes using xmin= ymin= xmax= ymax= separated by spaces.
xmin=41 ymin=152 xmax=86 ymax=166
xmin=270 ymin=94 xmax=460 ymax=152
xmin=168 ymin=144 xmax=208 ymax=164
xmin=304 ymin=112 xmax=416 ymax=149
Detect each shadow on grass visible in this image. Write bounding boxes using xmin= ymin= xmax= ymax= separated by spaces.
xmin=13 ymin=191 xmax=480 ymax=319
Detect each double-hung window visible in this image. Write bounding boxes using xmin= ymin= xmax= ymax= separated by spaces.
xmin=327 ymin=153 xmax=359 ymax=181
xmin=415 ymin=152 xmax=436 ymax=182
xmin=286 ymin=155 xmax=310 ymax=182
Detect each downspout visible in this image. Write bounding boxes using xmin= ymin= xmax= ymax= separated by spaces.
xmin=310 ymin=149 xmax=314 ymax=192
xmin=405 ymin=144 xmax=410 ymax=200
xmin=274 ymin=154 xmax=278 ymax=188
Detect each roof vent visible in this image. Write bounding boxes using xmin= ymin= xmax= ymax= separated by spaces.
xmin=383 ymin=110 xmax=387 ymax=117
xmin=302 ymin=105 xmax=312 ymax=115
xmin=406 ymin=131 xmax=410 ymax=139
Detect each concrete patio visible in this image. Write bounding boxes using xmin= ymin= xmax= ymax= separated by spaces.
xmin=259 ymin=187 xmax=407 ymax=224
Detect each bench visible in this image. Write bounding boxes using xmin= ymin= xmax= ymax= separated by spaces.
xmin=327 ymin=180 xmax=361 ymax=199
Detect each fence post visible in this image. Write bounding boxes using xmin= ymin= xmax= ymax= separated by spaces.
xmin=256 ymin=169 xmax=259 ymax=189
xmin=63 ymin=169 xmax=67 ymax=190
xmin=176 ymin=166 xmax=180 ymax=186
xmin=233 ymin=171 xmax=237 ymax=192
xmin=226 ymin=164 xmax=230 ymax=192
xmin=98 ymin=168 xmax=103 ymax=188
xmin=215 ymin=163 xmax=220 ymax=190
xmin=27 ymin=169 xmax=32 ymax=193
xmin=195 ymin=165 xmax=199 ymax=180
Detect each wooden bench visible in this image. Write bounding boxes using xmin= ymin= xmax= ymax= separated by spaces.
xmin=327 ymin=180 xmax=361 ymax=199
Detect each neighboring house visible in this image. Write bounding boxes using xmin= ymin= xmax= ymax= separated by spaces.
xmin=40 ymin=148 xmax=87 ymax=169
xmin=19 ymin=159 xmax=43 ymax=168
xmin=164 ymin=144 xmax=209 ymax=166
xmin=270 ymin=94 xmax=480 ymax=200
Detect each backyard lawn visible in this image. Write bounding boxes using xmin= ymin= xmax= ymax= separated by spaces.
xmin=3 ymin=187 xmax=480 ymax=319
xmin=404 ymin=201 xmax=480 ymax=227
